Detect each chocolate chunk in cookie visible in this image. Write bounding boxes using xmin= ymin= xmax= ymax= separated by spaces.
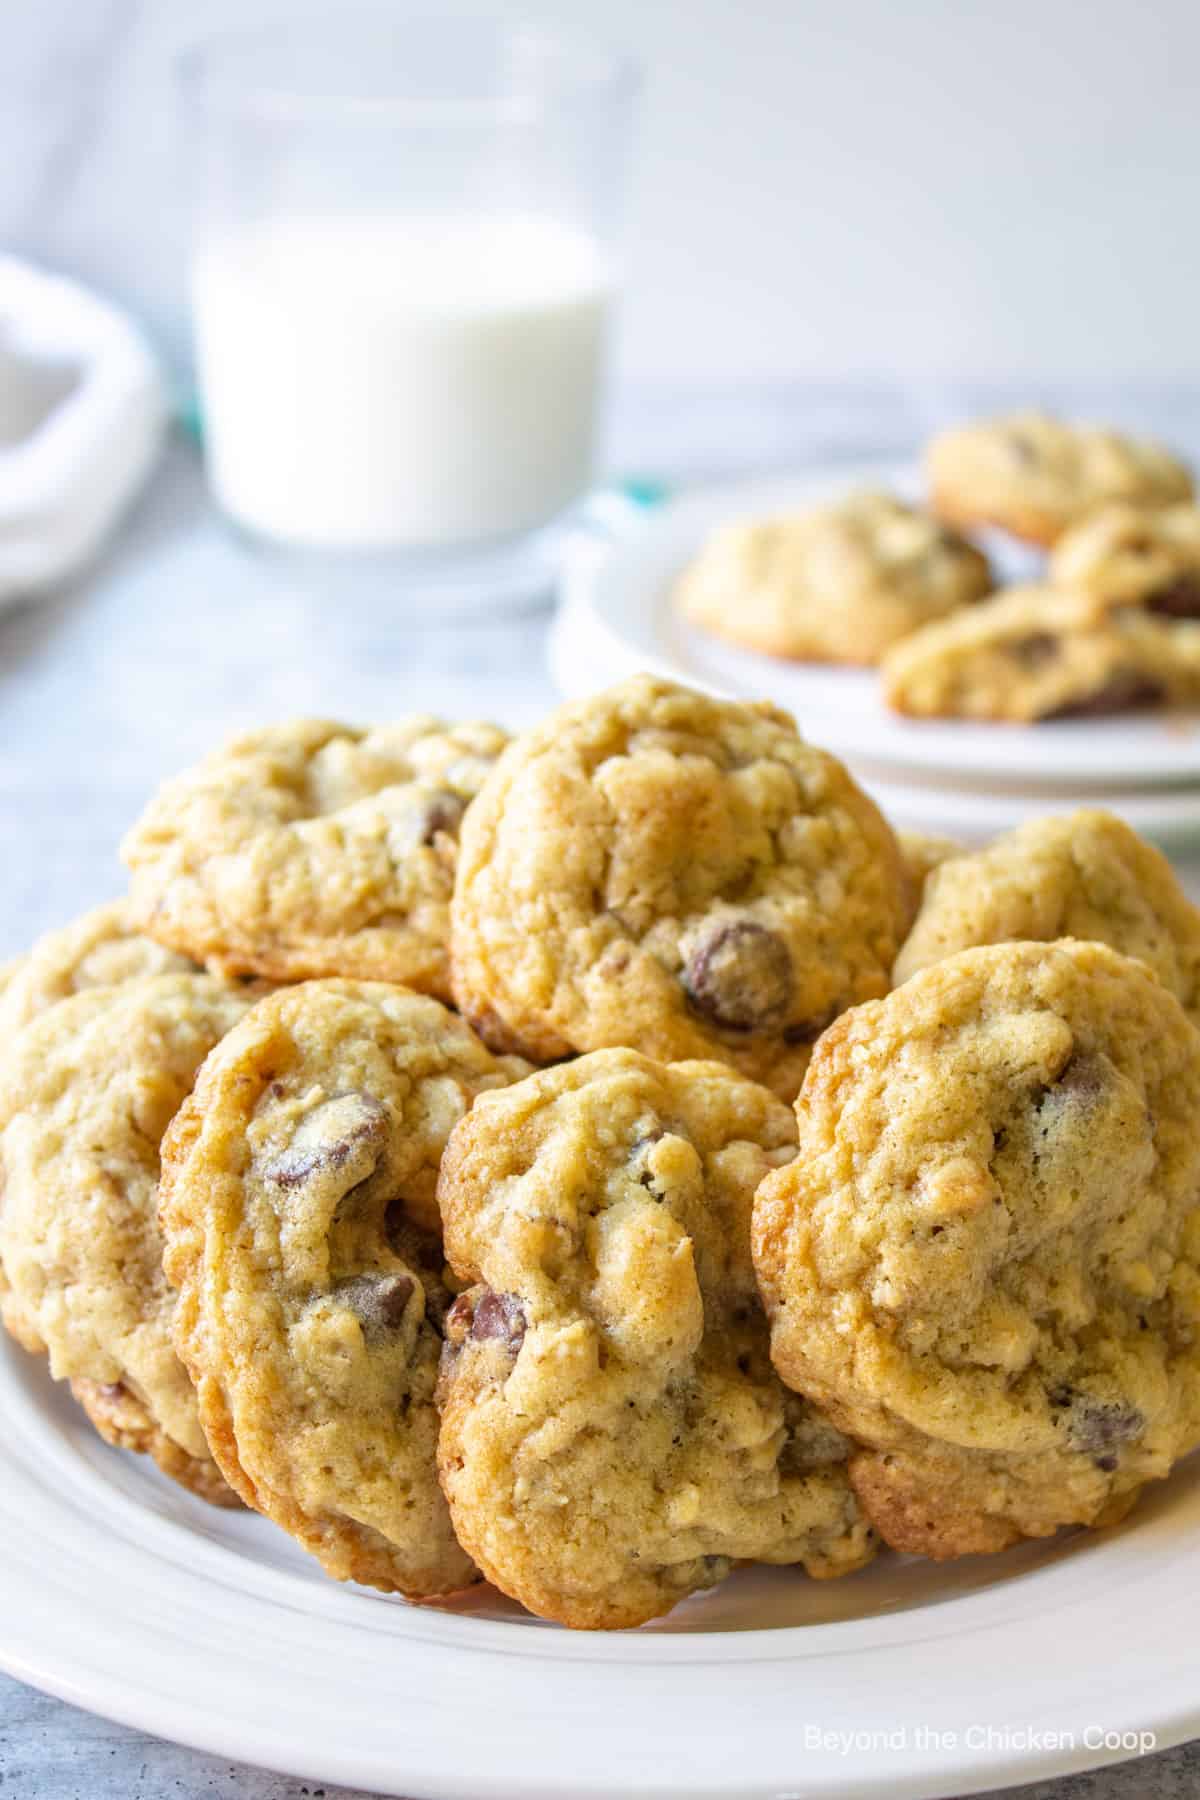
xmin=331 ymin=1272 xmax=416 ymax=1334
xmin=263 ymin=1092 xmax=388 ymax=1192
xmin=683 ymin=918 xmax=793 ymax=1031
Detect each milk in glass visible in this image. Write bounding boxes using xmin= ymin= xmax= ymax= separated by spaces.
xmin=194 ymin=213 xmax=612 ymax=549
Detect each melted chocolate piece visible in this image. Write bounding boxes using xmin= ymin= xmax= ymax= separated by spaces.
xmin=1049 ymin=1384 xmax=1145 ymax=1468
xmin=683 ymin=919 xmax=793 ymax=1032
xmin=332 ymin=1272 xmax=415 ymax=1334
xmin=263 ymin=1092 xmax=388 ymax=1190
xmin=1010 ymin=631 xmax=1059 ymax=671
xmin=471 ymin=1289 xmax=527 ymax=1354
xmin=1144 ymin=573 xmax=1200 ymax=621
xmin=1039 ymin=671 xmax=1166 ymax=721
xmin=443 ymin=1286 xmax=528 ymax=1359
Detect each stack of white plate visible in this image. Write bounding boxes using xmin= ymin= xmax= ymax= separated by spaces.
xmin=549 ymin=462 xmax=1200 ymax=853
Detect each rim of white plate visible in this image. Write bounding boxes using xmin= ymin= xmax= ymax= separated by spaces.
xmin=552 ymin=461 xmax=1200 ymax=790
xmin=3 ymin=1335 xmax=1199 ymax=1800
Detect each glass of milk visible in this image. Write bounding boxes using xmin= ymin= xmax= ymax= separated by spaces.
xmin=179 ymin=20 xmax=637 ymax=610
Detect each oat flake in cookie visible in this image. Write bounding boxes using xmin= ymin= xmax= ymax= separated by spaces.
xmin=121 ymin=716 xmax=509 ymax=995
xmin=436 ymin=1049 xmax=874 ymax=1629
xmin=158 ymin=980 xmax=528 ymax=1597
xmin=753 ymin=940 xmax=1200 ymax=1558
xmin=0 ymin=973 xmax=257 ymax=1504
xmin=450 ymin=675 xmax=909 ymax=1099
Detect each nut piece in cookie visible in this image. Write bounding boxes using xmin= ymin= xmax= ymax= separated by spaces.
xmin=0 ymin=898 xmax=198 ymax=1034
xmin=894 ymin=810 xmax=1200 ymax=1026
xmin=881 ymin=584 xmax=1200 ymax=722
xmin=121 ymin=716 xmax=509 ymax=995
xmin=435 ymin=1049 xmax=875 ymax=1629
xmin=926 ymin=412 xmax=1193 ymax=546
xmin=158 ymin=980 xmax=529 ymax=1598
xmin=753 ymin=940 xmax=1200 ymax=1557
xmin=450 ymin=675 xmax=909 ymax=1099
xmin=0 ymin=973 xmax=257 ymax=1504
xmin=676 ymin=490 xmax=992 ymax=665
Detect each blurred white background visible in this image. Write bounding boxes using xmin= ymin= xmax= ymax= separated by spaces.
xmin=3 ymin=0 xmax=1195 ymax=388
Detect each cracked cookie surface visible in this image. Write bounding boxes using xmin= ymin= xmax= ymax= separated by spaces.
xmin=0 ymin=973 xmax=256 ymax=1503
xmin=676 ymin=490 xmax=992 ymax=665
xmin=753 ymin=940 xmax=1200 ymax=1557
xmin=881 ymin=585 xmax=1200 ymax=721
xmin=159 ymin=980 xmax=528 ymax=1597
xmin=926 ymin=412 xmax=1193 ymax=545
xmin=122 ymin=716 xmax=509 ymax=995
xmin=450 ymin=676 xmax=909 ymax=1099
xmin=436 ymin=1049 xmax=874 ymax=1628
xmin=894 ymin=811 xmax=1200 ymax=1023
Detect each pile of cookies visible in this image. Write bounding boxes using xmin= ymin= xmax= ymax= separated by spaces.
xmin=677 ymin=410 xmax=1200 ymax=723
xmin=3 ymin=675 xmax=1200 ymax=1631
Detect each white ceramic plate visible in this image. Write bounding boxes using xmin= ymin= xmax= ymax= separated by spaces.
xmin=549 ymin=464 xmax=1200 ymax=788
xmin=854 ymin=770 xmax=1200 ymax=854
xmin=2 ymin=1331 xmax=1199 ymax=1799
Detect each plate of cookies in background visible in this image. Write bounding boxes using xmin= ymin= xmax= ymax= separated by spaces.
xmin=3 ymin=676 xmax=1200 ymax=1799
xmin=551 ymin=413 xmax=1200 ymax=802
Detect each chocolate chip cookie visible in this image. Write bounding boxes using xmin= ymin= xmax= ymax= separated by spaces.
xmin=926 ymin=412 xmax=1193 ymax=545
xmin=753 ymin=940 xmax=1200 ymax=1557
xmin=676 ymin=490 xmax=992 ymax=664
xmin=0 ymin=899 xmax=197 ymax=1034
xmin=894 ymin=811 xmax=1200 ymax=1023
xmin=881 ymin=585 xmax=1200 ymax=721
xmin=159 ymin=981 xmax=528 ymax=1597
xmin=1050 ymin=501 xmax=1200 ymax=616
xmin=436 ymin=1049 xmax=874 ymax=1628
xmin=450 ymin=676 xmax=909 ymax=1099
xmin=0 ymin=973 xmax=257 ymax=1503
xmin=122 ymin=716 xmax=509 ymax=995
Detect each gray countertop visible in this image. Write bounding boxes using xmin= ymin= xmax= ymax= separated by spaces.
xmin=2 ymin=406 xmax=1199 ymax=1800
xmin=5 ymin=1670 xmax=1199 ymax=1800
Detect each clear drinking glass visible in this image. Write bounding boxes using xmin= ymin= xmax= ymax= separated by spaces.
xmin=178 ymin=19 xmax=637 ymax=611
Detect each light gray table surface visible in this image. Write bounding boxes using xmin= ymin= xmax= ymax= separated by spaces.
xmin=3 ymin=398 xmax=1200 ymax=1800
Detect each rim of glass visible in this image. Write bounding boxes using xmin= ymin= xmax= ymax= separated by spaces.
xmin=176 ymin=15 xmax=639 ymax=128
